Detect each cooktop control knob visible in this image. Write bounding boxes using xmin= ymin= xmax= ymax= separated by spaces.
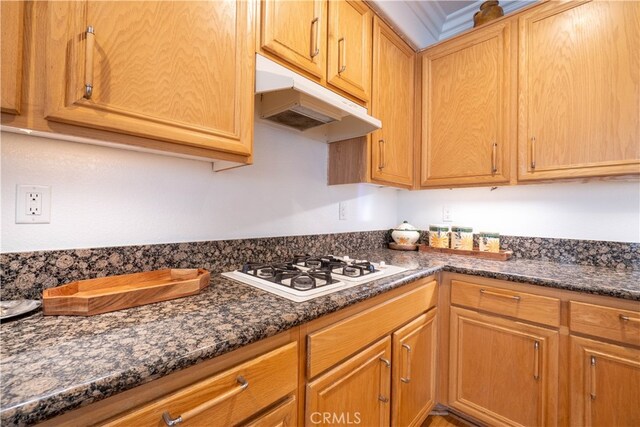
xmin=379 ymin=261 xmax=386 ymax=268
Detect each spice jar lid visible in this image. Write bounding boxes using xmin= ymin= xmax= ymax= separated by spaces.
xmin=478 ymin=231 xmax=500 ymax=237
xmin=451 ymin=226 xmax=473 ymax=232
xmin=429 ymin=224 xmax=450 ymax=232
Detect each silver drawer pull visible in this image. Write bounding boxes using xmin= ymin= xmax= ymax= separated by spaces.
xmin=620 ymin=314 xmax=640 ymax=323
xmin=479 ymin=288 xmax=521 ymax=301
xmin=161 ymin=376 xmax=248 ymax=426
xmin=400 ymin=344 xmax=412 ymax=383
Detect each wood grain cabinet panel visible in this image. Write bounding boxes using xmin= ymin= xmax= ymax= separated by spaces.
xmin=326 ymin=0 xmax=371 ymax=102
xmin=45 ymin=1 xmax=254 ymax=156
xmin=449 ymin=307 xmax=559 ymax=426
xmin=260 ymin=0 xmax=326 ymax=80
xmin=518 ymin=0 xmax=640 ymax=180
xmin=245 ymin=396 xmax=297 ymax=427
xmin=1 ymin=0 xmax=25 ymax=114
xmin=306 ymin=337 xmax=391 ymax=427
xmin=420 ymin=21 xmax=512 ymax=187
xmin=104 ymin=342 xmax=298 ymax=427
xmin=370 ymin=16 xmax=415 ymax=187
xmin=391 ymin=309 xmax=437 ymax=427
xmin=570 ymin=336 xmax=640 ymax=427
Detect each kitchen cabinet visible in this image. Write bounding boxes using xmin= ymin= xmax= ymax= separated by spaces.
xmin=306 ymin=337 xmax=392 ymax=427
xmin=392 ymin=309 xmax=438 ymax=427
xmin=570 ymin=336 xmax=640 ymax=427
xmin=517 ymin=0 xmax=640 ymax=180
xmin=568 ymin=300 xmax=640 ymax=426
xmin=103 ymin=342 xmax=298 ymax=426
xmin=1 ymin=0 xmax=24 ymax=114
xmin=303 ymin=278 xmax=438 ymax=426
xmin=449 ymin=306 xmax=559 ymax=426
xmin=328 ymin=16 xmax=415 ymax=189
xmin=44 ymin=1 xmax=254 ymax=157
xmin=370 ymin=16 xmax=415 ymax=187
xmin=245 ymin=396 xmax=297 ymax=427
xmin=260 ymin=0 xmax=327 ymax=81
xmin=420 ymin=20 xmax=513 ymax=188
xmin=326 ymin=0 xmax=372 ymax=102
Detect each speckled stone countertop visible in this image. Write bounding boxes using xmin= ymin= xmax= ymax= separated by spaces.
xmin=1 ymin=250 xmax=639 ymax=426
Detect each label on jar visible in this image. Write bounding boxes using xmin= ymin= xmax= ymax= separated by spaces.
xmin=451 ymin=231 xmax=473 ymax=250
xmin=479 ymin=236 xmax=500 ymax=253
xmin=429 ymin=231 xmax=450 ymax=248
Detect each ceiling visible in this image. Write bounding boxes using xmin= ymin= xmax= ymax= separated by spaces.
xmin=369 ymin=0 xmax=537 ymax=50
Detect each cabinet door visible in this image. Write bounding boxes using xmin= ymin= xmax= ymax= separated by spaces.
xmin=306 ymin=337 xmax=391 ymax=426
xmin=570 ymin=336 xmax=640 ymax=427
xmin=45 ymin=1 xmax=254 ymax=156
xmin=261 ymin=0 xmax=326 ymax=80
xmin=391 ymin=309 xmax=437 ymax=427
xmin=421 ymin=21 xmax=512 ymax=187
xmin=326 ymin=0 xmax=371 ymax=102
xmin=518 ymin=1 xmax=640 ymax=180
xmin=245 ymin=396 xmax=297 ymax=427
xmin=370 ymin=17 xmax=415 ymax=188
xmin=1 ymin=0 xmax=24 ymax=114
xmin=449 ymin=307 xmax=559 ymax=426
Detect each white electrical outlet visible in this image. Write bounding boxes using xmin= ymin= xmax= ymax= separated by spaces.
xmin=339 ymin=202 xmax=348 ymax=221
xmin=16 ymin=185 xmax=51 ymax=224
xmin=442 ymin=206 xmax=453 ymax=222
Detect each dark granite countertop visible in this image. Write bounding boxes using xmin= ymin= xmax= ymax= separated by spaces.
xmin=1 ymin=250 xmax=639 ymax=426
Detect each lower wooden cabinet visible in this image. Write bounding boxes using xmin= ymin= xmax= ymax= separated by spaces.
xmin=570 ymin=336 xmax=640 ymax=427
xmin=306 ymin=337 xmax=392 ymax=427
xmin=392 ymin=309 xmax=437 ymax=427
xmin=245 ymin=395 xmax=297 ymax=427
xmin=449 ymin=306 xmax=559 ymax=426
xmin=103 ymin=342 xmax=298 ymax=427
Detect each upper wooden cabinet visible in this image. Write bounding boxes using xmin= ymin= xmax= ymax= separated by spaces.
xmin=44 ymin=1 xmax=254 ymax=157
xmin=518 ymin=0 xmax=640 ymax=180
xmin=370 ymin=16 xmax=415 ymax=187
xmin=326 ymin=0 xmax=372 ymax=102
xmin=260 ymin=0 xmax=327 ymax=80
xmin=1 ymin=0 xmax=25 ymax=114
xmin=420 ymin=21 xmax=513 ymax=188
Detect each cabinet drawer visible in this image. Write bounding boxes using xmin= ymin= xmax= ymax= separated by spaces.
xmin=104 ymin=342 xmax=298 ymax=426
xmin=570 ymin=301 xmax=640 ymax=347
xmin=307 ymin=280 xmax=437 ymax=378
xmin=451 ymin=280 xmax=560 ymax=327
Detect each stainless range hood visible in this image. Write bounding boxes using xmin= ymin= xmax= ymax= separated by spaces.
xmin=255 ymin=54 xmax=382 ymax=142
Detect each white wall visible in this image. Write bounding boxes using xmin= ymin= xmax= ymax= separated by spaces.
xmin=0 ymin=124 xmax=399 ymax=252
xmin=397 ymin=181 xmax=640 ymax=243
xmin=2 ymin=125 xmax=639 ymax=252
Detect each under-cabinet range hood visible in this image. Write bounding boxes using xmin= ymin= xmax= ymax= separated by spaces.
xmin=255 ymin=54 xmax=381 ymax=142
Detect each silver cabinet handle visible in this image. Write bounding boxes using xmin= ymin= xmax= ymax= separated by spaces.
xmin=590 ymin=356 xmax=596 ymax=399
xmin=378 ymin=139 xmax=385 ymax=170
xmin=338 ymin=37 xmax=346 ymax=73
xmin=400 ymin=344 xmax=412 ymax=383
xmin=84 ymin=26 xmax=95 ymax=99
xmin=479 ymin=288 xmax=521 ymax=301
xmin=310 ymin=17 xmax=320 ymax=58
xmin=530 ymin=136 xmax=536 ymax=170
xmin=379 ymin=357 xmax=390 ymax=367
xmin=620 ymin=314 xmax=640 ymax=323
xmin=533 ymin=341 xmax=540 ymax=380
xmin=161 ymin=376 xmax=248 ymax=426
xmin=378 ymin=357 xmax=390 ymax=403
xmin=491 ymin=142 xmax=498 ymax=174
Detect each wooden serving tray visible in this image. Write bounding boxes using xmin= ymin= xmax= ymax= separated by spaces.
xmin=389 ymin=242 xmax=418 ymax=251
xmin=418 ymin=245 xmax=513 ymax=261
xmin=42 ymin=268 xmax=210 ymax=316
